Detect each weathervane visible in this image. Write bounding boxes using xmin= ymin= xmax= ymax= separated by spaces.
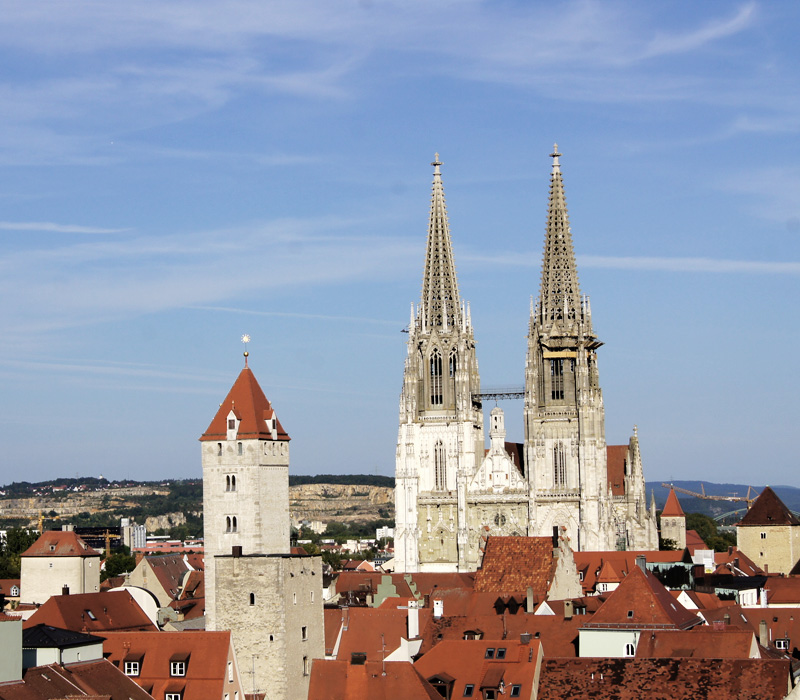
xmin=241 ymin=334 xmax=251 ymax=367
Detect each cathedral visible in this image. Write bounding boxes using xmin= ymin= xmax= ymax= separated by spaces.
xmin=394 ymin=149 xmax=658 ymax=573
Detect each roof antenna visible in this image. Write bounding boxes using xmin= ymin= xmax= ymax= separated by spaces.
xmin=241 ymin=334 xmax=251 ymax=367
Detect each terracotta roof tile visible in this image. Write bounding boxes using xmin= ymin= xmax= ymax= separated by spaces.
xmin=21 ymin=530 xmax=101 ymax=558
xmin=199 ymin=366 xmax=289 ymax=442
xmin=662 ymin=488 xmax=685 ymax=517
xmin=309 ymin=659 xmax=441 ymax=700
xmin=635 ymin=628 xmax=758 ymax=659
xmin=586 ymin=566 xmax=701 ymax=630
xmin=474 ymin=537 xmax=555 ymax=596
xmin=24 ymin=590 xmax=157 ymax=633
xmin=102 ymin=630 xmax=237 ymax=700
xmin=538 ymin=657 xmax=790 ymax=700
xmin=335 ymin=606 xmax=432 ymax=661
xmin=574 ymin=551 xmax=685 ymax=595
xmin=738 ymin=487 xmax=799 ymax=527
xmin=606 ymin=445 xmax=628 ymax=497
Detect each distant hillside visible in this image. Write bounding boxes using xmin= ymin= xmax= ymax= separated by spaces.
xmin=647 ymin=481 xmax=800 ymax=523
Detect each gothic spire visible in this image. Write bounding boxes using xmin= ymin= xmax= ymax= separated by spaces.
xmin=538 ymin=145 xmax=582 ymax=328
xmin=420 ymin=154 xmax=461 ymax=332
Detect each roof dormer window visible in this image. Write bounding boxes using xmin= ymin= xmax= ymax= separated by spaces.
xmin=226 ymin=410 xmax=240 ymax=440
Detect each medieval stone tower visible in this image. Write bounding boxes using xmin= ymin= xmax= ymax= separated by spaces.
xmin=201 ymin=355 xmax=323 ymax=700
xmin=523 ymin=145 xmax=615 ymax=551
xmin=394 ymin=149 xmax=658 ymax=572
xmin=394 ymin=155 xmax=484 ymax=573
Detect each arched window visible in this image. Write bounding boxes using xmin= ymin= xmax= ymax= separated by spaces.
xmin=237 ymin=442 xmax=243 ymax=456
xmin=226 ymin=516 xmax=232 ymax=533
xmin=217 ymin=443 xmax=223 ymax=456
xmin=225 ymin=475 xmax=231 ymax=492
xmin=231 ymin=474 xmax=237 ymax=491
xmin=434 ymin=441 xmax=446 ymax=491
xmin=430 ymin=349 xmax=443 ymax=406
xmin=449 ymin=349 xmax=457 ymax=377
xmin=231 ymin=516 xmax=238 ymax=533
xmin=553 ymin=442 xmax=566 ymax=487
xmin=249 ymin=593 xmax=255 ymax=606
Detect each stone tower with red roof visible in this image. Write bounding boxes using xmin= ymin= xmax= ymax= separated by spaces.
xmin=737 ymin=486 xmax=800 ymax=574
xmin=524 ymin=148 xmax=657 ymax=552
xmin=200 ymin=360 xmax=291 ymax=629
xmin=660 ymin=487 xmax=687 ymax=550
xmin=200 ymin=359 xmax=324 ymax=700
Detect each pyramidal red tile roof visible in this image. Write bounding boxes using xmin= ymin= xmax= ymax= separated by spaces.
xmin=474 ymin=536 xmax=555 ymax=596
xmin=738 ymin=487 xmax=799 ymax=527
xmin=200 ymin=366 xmax=289 ymax=442
xmin=596 ymin=559 xmax=624 ymax=584
xmin=662 ymin=488 xmax=685 ymax=517
xmin=586 ymin=566 xmax=701 ymax=630
xmin=21 ymin=530 xmax=101 ymax=558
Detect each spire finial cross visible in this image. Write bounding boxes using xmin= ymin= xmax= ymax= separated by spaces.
xmin=550 ymin=144 xmax=561 ymax=169
xmin=431 ymin=153 xmax=442 ymax=173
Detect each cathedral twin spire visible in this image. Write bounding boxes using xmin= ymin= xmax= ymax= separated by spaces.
xmin=420 ymin=154 xmax=462 ymax=333
xmin=536 ymin=145 xmax=590 ymax=333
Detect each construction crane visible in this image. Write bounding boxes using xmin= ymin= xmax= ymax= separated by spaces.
xmin=661 ymin=483 xmax=759 ymax=508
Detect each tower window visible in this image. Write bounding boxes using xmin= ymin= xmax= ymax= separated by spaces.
xmin=249 ymin=593 xmax=255 ymax=606
xmin=217 ymin=443 xmax=223 ymax=456
xmin=237 ymin=442 xmax=243 ymax=456
xmin=231 ymin=516 xmax=238 ymax=533
xmin=434 ymin=441 xmax=446 ymax=491
xmin=449 ymin=349 xmax=457 ymax=377
xmin=228 ymin=419 xmax=236 ymax=429
xmin=226 ymin=516 xmax=232 ymax=533
xmin=430 ymin=349 xmax=443 ymax=405
xmin=550 ymin=359 xmax=564 ymax=400
xmin=553 ymin=442 xmax=566 ymax=487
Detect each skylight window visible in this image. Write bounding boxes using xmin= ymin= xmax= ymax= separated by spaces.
xmin=85 ymin=609 xmax=96 ymax=620
xmin=463 ymin=685 xmax=474 ymax=697
xmin=485 ymin=648 xmax=495 ymax=659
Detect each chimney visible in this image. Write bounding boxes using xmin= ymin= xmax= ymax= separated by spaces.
xmin=433 ymin=599 xmax=443 ymax=619
xmin=759 ymin=620 xmax=768 ymax=648
xmin=526 ymin=586 xmax=534 ymax=614
xmin=635 ymin=555 xmax=647 ymax=573
xmin=62 ymin=585 xmax=70 ymax=596
xmin=520 ymin=632 xmax=531 ymax=645
xmin=232 ymin=546 xmax=242 ymax=558
xmin=564 ymin=600 xmax=573 ymax=620
xmin=408 ymin=604 xmax=420 ymax=638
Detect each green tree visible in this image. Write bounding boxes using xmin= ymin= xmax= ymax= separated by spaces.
xmin=685 ymin=512 xmax=737 ymax=552
xmin=102 ymin=549 xmax=136 ymax=581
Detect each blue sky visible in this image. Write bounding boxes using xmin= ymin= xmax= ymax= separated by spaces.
xmin=0 ymin=1 xmax=798 ymax=486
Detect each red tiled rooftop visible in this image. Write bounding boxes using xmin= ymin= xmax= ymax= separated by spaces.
xmin=474 ymin=536 xmax=555 ymax=596
xmin=538 ymin=657 xmax=790 ymax=700
xmin=635 ymin=628 xmax=758 ymax=659
xmin=738 ymin=487 xmax=799 ymax=527
xmin=24 ymin=590 xmax=157 ymax=633
xmin=200 ymin=366 xmax=289 ymax=442
xmin=574 ymin=551 xmax=685 ymax=595
xmin=606 ymin=445 xmax=628 ymax=497
xmin=309 ymin=659 xmax=441 ymax=700
xmin=21 ymin=530 xmax=101 ymax=558
xmin=662 ymin=488 xmax=685 ymax=517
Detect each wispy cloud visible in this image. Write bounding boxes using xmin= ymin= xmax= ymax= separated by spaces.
xmin=465 ymin=253 xmax=800 ymax=275
xmin=191 ymin=305 xmax=398 ymax=326
xmin=0 ymin=221 xmax=130 ymax=234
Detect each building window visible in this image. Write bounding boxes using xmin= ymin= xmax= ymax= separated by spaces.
xmin=124 ymin=661 xmax=140 ymax=676
xmin=302 ymin=626 xmax=308 ymax=641
xmin=761 ymin=532 xmax=767 ymax=539
xmin=624 ymin=643 xmax=635 ymax=656
xmin=249 ymin=593 xmax=255 ymax=606
xmin=496 ymin=648 xmax=506 ymax=660
xmin=217 ymin=443 xmax=223 ymax=456
xmin=231 ymin=516 xmax=238 ymax=533
xmin=170 ymin=661 xmax=186 ymax=677
xmin=237 ymin=442 xmax=243 ymax=456
xmin=776 ymin=639 xmax=790 ymax=651
xmin=430 ymin=349 xmax=443 ymax=405
xmin=464 ymin=685 xmax=474 ymax=697
xmin=226 ymin=516 xmax=232 ymax=533
xmin=293 ymin=592 xmax=297 ymax=605
xmin=449 ymin=349 xmax=457 ymax=377
xmin=228 ymin=418 xmax=236 ymax=430
xmin=510 ymin=686 xmax=521 ymax=698
xmin=226 ymin=474 xmax=237 ymax=492
xmin=550 ymin=358 xmax=564 ymax=400
xmin=434 ymin=440 xmax=446 ymax=491
xmin=228 ymin=661 xmax=234 ymax=682
xmin=303 ymin=656 xmax=310 ymax=676
xmin=311 ymin=591 xmax=315 ymax=603
xmin=485 ymin=648 xmax=495 ymax=659
xmin=553 ymin=442 xmax=566 ymax=487
xmin=166 ymin=694 xmax=182 ymax=700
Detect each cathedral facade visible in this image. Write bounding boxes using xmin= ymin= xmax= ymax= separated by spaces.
xmin=394 ymin=149 xmax=658 ymax=573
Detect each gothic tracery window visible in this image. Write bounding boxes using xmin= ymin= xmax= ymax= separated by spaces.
xmin=434 ymin=440 xmax=446 ymax=490
xmin=550 ymin=359 xmax=564 ymax=400
xmin=430 ymin=349 xmax=443 ymax=405
xmin=553 ymin=442 xmax=566 ymax=487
